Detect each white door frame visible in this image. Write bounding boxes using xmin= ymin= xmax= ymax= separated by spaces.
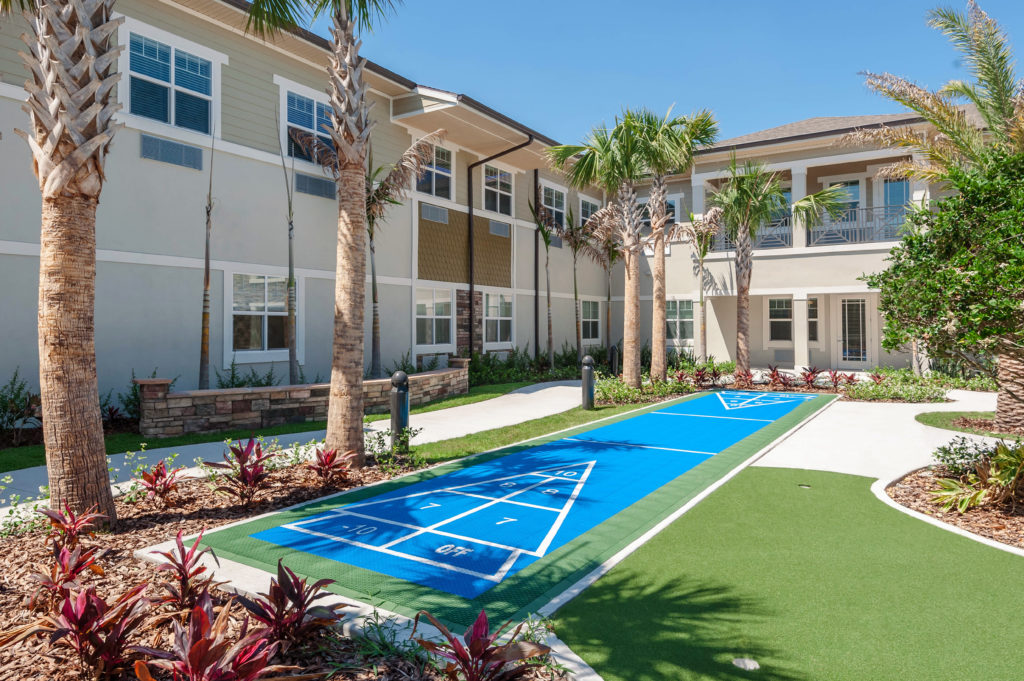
xmin=830 ymin=295 xmax=874 ymax=370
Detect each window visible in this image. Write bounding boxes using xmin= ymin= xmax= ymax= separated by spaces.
xmin=129 ymin=33 xmax=212 ymax=134
xmin=484 ymin=293 xmax=513 ymax=345
xmin=286 ymin=90 xmax=332 ymax=161
xmin=417 ymin=146 xmax=452 ymax=199
xmin=831 ymin=181 xmax=860 ymax=220
xmin=884 ymin=179 xmax=909 ymax=207
xmin=582 ymin=300 xmax=600 ymax=342
xmin=580 ymin=198 xmax=599 ymax=226
xmin=484 ymin=165 xmax=512 ymax=215
xmin=415 ymin=288 xmax=452 ymax=346
xmin=542 ymin=185 xmax=565 ymax=227
xmin=232 ymin=274 xmax=287 ymax=352
xmin=808 ymin=298 xmax=819 ymax=343
xmin=489 ymin=220 xmax=510 ymax=237
xmin=666 ymin=300 xmax=693 ymax=341
xmin=768 ymin=298 xmax=793 ymax=342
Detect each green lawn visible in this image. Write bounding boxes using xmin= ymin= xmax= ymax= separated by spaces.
xmin=555 ymin=467 xmax=1024 ymax=681
xmin=0 ymin=380 xmax=537 ymax=474
xmin=915 ymin=410 xmax=1018 ymax=438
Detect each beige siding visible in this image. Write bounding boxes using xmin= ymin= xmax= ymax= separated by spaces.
xmin=0 ymin=13 xmax=28 ymax=86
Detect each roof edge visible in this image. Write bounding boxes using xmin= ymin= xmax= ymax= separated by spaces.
xmin=701 ymin=114 xmax=926 ymax=155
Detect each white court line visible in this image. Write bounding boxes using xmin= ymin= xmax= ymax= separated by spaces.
xmin=447 ymin=490 xmax=561 ymax=512
xmin=534 ymin=461 xmax=594 ymax=556
xmin=651 ymin=412 xmax=773 ymax=423
xmin=563 ymin=437 xmax=715 ymax=456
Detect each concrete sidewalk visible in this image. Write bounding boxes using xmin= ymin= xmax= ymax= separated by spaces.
xmin=1 ymin=380 xmax=582 ymax=502
xmin=754 ymin=389 xmax=999 ymax=480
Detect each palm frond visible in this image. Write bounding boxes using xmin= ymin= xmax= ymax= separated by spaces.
xmin=528 ymin=199 xmax=556 ymax=249
xmin=367 ymin=128 xmax=446 ymax=225
xmin=558 ymin=206 xmax=603 ymax=264
xmin=792 ymin=184 xmax=847 ymax=227
xmin=841 ymin=125 xmax=960 ymax=180
xmin=0 ymin=0 xmax=32 ymax=13
xmin=288 ymin=129 xmax=339 ymax=176
xmin=245 ymin=0 xmax=397 ymax=38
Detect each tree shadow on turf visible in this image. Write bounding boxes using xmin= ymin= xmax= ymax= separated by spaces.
xmin=555 ymin=570 xmax=802 ymax=681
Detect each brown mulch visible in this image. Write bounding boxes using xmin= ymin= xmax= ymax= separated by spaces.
xmin=951 ymin=416 xmax=1024 ymax=438
xmin=0 ymin=465 xmax=565 ymax=681
xmin=886 ymin=467 xmax=1024 ymax=550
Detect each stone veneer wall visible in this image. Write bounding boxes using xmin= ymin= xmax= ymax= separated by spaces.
xmin=135 ymin=358 xmax=470 ymax=438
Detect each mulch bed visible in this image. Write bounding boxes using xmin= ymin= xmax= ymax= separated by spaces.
xmin=886 ymin=467 xmax=1024 ymax=550
xmin=951 ymin=416 xmax=1024 ymax=438
xmin=0 ymin=463 xmax=565 ymax=681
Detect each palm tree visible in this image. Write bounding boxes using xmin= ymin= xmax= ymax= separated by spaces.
xmin=528 ymin=199 xmax=557 ymax=370
xmin=245 ymin=0 xmax=397 ymax=466
xmin=676 ymin=207 xmax=723 ymax=363
xmin=846 ymin=0 xmax=1024 ymax=430
xmin=2 ymin=0 xmax=121 ymax=518
xmin=558 ymin=206 xmax=602 ymax=365
xmin=275 ymin=120 xmax=300 ymax=385
xmin=585 ymin=205 xmax=623 ymax=365
xmin=294 ymin=129 xmax=446 ymax=379
xmin=199 ymin=129 xmax=217 ymax=389
xmin=549 ymin=119 xmax=647 ymax=387
xmin=626 ymin=107 xmax=718 ymax=381
xmin=708 ymin=158 xmax=844 ymax=376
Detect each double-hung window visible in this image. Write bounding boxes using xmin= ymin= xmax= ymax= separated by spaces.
xmin=808 ymin=298 xmax=819 ymax=343
xmin=416 ymin=288 xmax=452 ymax=346
xmin=129 ymin=33 xmax=213 ymax=134
xmin=580 ymin=198 xmax=599 ymax=226
xmin=768 ymin=298 xmax=793 ymax=342
xmin=484 ymin=165 xmax=512 ymax=215
xmin=417 ymin=146 xmax=452 ymax=199
xmin=232 ymin=274 xmax=287 ymax=352
xmin=484 ymin=293 xmax=513 ymax=345
xmin=286 ymin=91 xmax=332 ymax=162
xmin=542 ymin=186 xmax=565 ymax=227
xmin=582 ymin=300 xmax=600 ymax=343
xmin=831 ymin=181 xmax=860 ymax=221
xmin=666 ymin=300 xmax=694 ymax=341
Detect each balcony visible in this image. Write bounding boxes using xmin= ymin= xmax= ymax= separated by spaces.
xmin=807 ymin=205 xmax=907 ymax=246
xmin=711 ymin=214 xmax=792 ymax=252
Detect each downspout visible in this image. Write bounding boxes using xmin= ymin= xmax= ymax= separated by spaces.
xmin=466 ymin=134 xmax=534 ymax=355
xmin=533 ymin=169 xmax=540 ymax=360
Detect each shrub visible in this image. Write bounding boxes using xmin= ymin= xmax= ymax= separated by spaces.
xmin=0 ymin=367 xmax=39 ymax=446
xmin=216 ymin=360 xmax=280 ymax=389
xmin=800 ymin=366 xmax=823 ymax=387
xmin=152 ymin=529 xmax=221 ymax=612
xmin=933 ymin=436 xmax=992 ymax=476
xmin=135 ymin=459 xmax=186 ymax=504
xmin=29 ymin=544 xmax=104 ymax=609
xmin=869 ymin=371 xmax=886 ymax=385
xmin=932 ymin=440 xmax=1024 ymax=513
xmin=237 ymin=559 xmax=346 ymax=649
xmin=827 ymin=369 xmax=843 ymax=390
xmin=306 ymin=447 xmax=355 ymax=486
xmin=844 ymin=380 xmax=947 ymax=403
xmin=594 ymin=376 xmax=696 ymax=405
xmin=38 ymin=502 xmax=105 ymax=550
xmin=733 ymin=369 xmax=754 ymax=389
xmin=366 ymin=427 xmax=425 ymax=475
xmin=119 ymin=368 xmax=176 ymax=422
xmin=207 ymin=439 xmax=277 ymax=505
xmin=413 ymin=609 xmax=550 ymax=681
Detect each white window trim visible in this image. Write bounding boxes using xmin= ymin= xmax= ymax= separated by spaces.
xmin=578 ymin=193 xmax=600 ymax=226
xmin=818 ymin=173 xmax=868 ymax=209
xmin=806 ymin=296 xmax=822 ymax=349
xmin=481 ymin=162 xmax=515 ymax=219
xmin=117 ymin=15 xmax=227 ymax=145
xmin=581 ymin=297 xmax=602 ymax=345
xmin=830 ymin=295 xmax=876 ymax=369
xmin=413 ymin=286 xmax=455 ymax=354
xmin=482 ymin=290 xmax=515 ymax=351
xmin=666 ymin=297 xmax=694 ymax=346
xmin=539 ymin=182 xmax=567 ymax=229
xmin=415 ymin=142 xmax=455 ymax=201
xmin=273 ymin=75 xmax=333 ymax=172
xmin=222 ymin=269 xmax=305 ymax=367
xmin=763 ymin=296 xmax=794 ymax=349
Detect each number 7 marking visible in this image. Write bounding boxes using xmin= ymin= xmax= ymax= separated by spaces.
xmin=496 ymin=517 xmax=517 ymax=525
xmin=419 ymin=502 xmax=441 ymax=510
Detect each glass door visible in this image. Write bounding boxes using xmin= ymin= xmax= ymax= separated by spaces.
xmin=838 ymin=298 xmax=868 ymax=368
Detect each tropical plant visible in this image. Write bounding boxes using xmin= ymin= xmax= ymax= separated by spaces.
xmin=800 ymin=366 xmax=824 ymax=387
xmin=933 ymin=436 xmax=992 ymax=476
xmin=152 ymin=529 xmax=221 ymax=612
xmin=596 ymin=234 xmax=621 ymax=365
xmin=625 ymin=107 xmax=718 ymax=381
xmin=0 ymin=367 xmax=38 ymax=446
xmin=241 ymin=0 xmax=403 ymax=465
xmin=237 ymin=559 xmax=346 ymax=649
xmin=207 ymin=439 xmax=277 ymax=505
xmin=558 ymin=206 xmax=602 ymax=365
xmin=932 ymin=439 xmax=1024 ymax=512
xmin=827 ymin=369 xmax=844 ymax=390
xmin=306 ymin=447 xmax=356 ymax=486
xmin=708 ymin=158 xmax=845 ymax=376
xmin=199 ymin=129 xmax=217 ymax=390
xmin=38 ymin=502 xmax=105 ymax=551
xmin=528 ymin=199 xmax=557 ymax=369
xmin=677 ymin=208 xmax=723 ymax=364
xmin=274 ymin=115 xmax=300 ymax=385
xmin=135 ymin=459 xmax=186 ymax=504
xmin=1 ymin=0 xmax=120 ymax=520
xmin=28 ymin=544 xmax=104 ymax=609
xmin=412 ymin=609 xmax=550 ymax=681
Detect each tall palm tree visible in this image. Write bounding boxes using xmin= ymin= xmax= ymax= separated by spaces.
xmin=199 ymin=130 xmax=217 ymax=389
xmin=275 ymin=120 xmax=300 ymax=385
xmin=626 ymin=107 xmax=718 ymax=381
xmin=549 ymin=120 xmax=647 ymax=387
xmin=294 ymin=129 xmax=446 ymax=380
xmin=558 ymin=206 xmax=602 ymax=365
xmin=528 ymin=199 xmax=557 ymax=370
xmin=245 ymin=0 xmax=397 ymax=465
xmin=676 ymin=207 xmax=723 ymax=363
xmin=708 ymin=158 xmax=844 ymax=376
xmin=846 ymin=0 xmax=1024 ymax=430
xmin=585 ymin=205 xmax=623 ymax=365
xmin=2 ymin=0 xmax=121 ymax=519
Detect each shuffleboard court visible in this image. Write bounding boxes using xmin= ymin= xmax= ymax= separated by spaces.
xmin=201 ymin=390 xmax=834 ymax=625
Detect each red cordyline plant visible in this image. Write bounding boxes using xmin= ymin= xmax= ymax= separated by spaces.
xmin=0 ymin=584 xmax=150 ymax=679
xmin=136 ymin=459 xmax=186 ymax=503
xmin=733 ymin=369 xmax=754 ymax=389
xmin=869 ymin=371 xmax=886 ymax=385
xmin=28 ymin=543 xmax=104 ymax=609
xmin=843 ymin=372 xmax=858 ymax=386
xmin=152 ymin=529 xmax=222 ymax=613
xmin=692 ymin=367 xmax=712 ymax=389
xmin=207 ymin=438 xmax=277 ymax=505
xmin=134 ymin=591 xmax=296 ymax=681
xmin=800 ymin=366 xmax=823 ymax=388
xmin=305 ymin=447 xmax=356 ymax=487
xmin=237 ymin=559 xmax=346 ymax=649
xmin=827 ymin=369 xmax=844 ymax=390
xmin=38 ymin=502 xmax=106 ymax=550
xmin=412 ymin=609 xmax=550 ymax=681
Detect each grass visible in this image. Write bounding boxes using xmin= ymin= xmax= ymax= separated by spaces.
xmin=915 ymin=410 xmax=1019 ymax=438
xmin=555 ymin=467 xmax=1024 ymax=681
xmin=0 ymin=380 xmax=538 ymax=474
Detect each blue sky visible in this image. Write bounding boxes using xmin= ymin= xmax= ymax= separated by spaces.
xmin=311 ymin=0 xmax=1024 ymax=144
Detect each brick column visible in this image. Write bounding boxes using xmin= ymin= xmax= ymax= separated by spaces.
xmin=133 ymin=378 xmax=173 ymax=436
xmin=456 ymin=290 xmax=483 ymax=355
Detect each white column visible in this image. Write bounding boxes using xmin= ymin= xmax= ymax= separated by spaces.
xmin=790 ymin=169 xmax=807 ymax=248
xmin=793 ymin=295 xmax=809 ymax=371
xmin=691 ymin=177 xmax=705 ymax=216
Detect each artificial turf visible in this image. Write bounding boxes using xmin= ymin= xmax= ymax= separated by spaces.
xmin=554 ymin=466 xmax=1024 ymax=681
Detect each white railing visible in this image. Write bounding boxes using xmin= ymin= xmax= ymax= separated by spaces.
xmin=711 ymin=214 xmax=792 ymax=252
xmin=808 ymin=205 xmax=907 ymax=246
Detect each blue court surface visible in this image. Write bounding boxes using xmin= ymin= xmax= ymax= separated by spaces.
xmin=252 ymin=390 xmax=819 ymax=599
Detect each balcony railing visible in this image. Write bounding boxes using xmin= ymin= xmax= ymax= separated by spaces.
xmin=711 ymin=214 xmax=792 ymax=252
xmin=807 ymin=205 xmax=907 ymax=246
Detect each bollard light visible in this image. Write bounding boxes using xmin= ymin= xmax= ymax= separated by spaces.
xmin=390 ymin=370 xmax=410 ymax=453
xmin=581 ymin=355 xmax=595 ymax=410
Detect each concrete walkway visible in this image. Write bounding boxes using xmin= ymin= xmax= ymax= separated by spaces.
xmin=755 ymin=389 xmax=999 ymax=480
xmin=0 ymin=380 xmax=582 ymax=503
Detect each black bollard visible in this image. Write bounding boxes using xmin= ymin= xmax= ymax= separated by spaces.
xmin=610 ymin=345 xmax=619 ymax=377
xmin=390 ymin=370 xmax=410 ymax=453
xmin=581 ymin=355 xmax=595 ymax=410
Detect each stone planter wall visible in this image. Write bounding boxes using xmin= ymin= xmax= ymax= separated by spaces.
xmin=135 ymin=358 xmax=469 ymax=438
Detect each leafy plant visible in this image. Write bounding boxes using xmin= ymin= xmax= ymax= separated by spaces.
xmin=388 ymin=350 xmax=417 ymax=375
xmin=844 ymin=379 xmax=947 ymax=403
xmin=800 ymin=366 xmax=823 ymax=387
xmin=207 ymin=439 xmax=277 ymax=505
xmin=237 ymin=559 xmax=346 ymax=649
xmin=135 ymin=459 xmax=186 ymax=504
xmin=869 ymin=371 xmax=886 ymax=385
xmin=38 ymin=502 xmax=105 ymax=550
xmin=933 ymin=436 xmax=992 ymax=476
xmin=733 ymin=369 xmax=754 ymax=389
xmin=412 ymin=609 xmax=550 ymax=681
xmin=306 ymin=447 xmax=355 ymax=486
xmin=827 ymin=369 xmax=843 ymax=390
xmin=28 ymin=544 xmax=104 ymax=609
xmin=367 ymin=427 xmax=425 ymax=476
xmin=152 ymin=529 xmax=221 ymax=612
xmin=692 ymin=367 xmax=711 ymax=389
xmin=119 ymin=368 xmax=176 ymax=422
xmin=216 ymin=360 xmax=281 ymax=389
xmin=843 ymin=373 xmax=858 ymax=386
xmin=351 ymin=609 xmax=432 ymax=668
xmin=932 ymin=440 xmax=1024 ymax=513
xmin=0 ymin=367 xmax=39 ymax=446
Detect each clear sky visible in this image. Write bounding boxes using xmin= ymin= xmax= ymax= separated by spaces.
xmin=310 ymin=0 xmax=1024 ymax=144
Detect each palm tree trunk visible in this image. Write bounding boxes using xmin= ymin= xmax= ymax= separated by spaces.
xmin=573 ymin=254 xmax=581 ymax=365
xmin=622 ymin=248 xmax=641 ymax=387
xmin=606 ymin=266 xmax=613 ymax=364
xmin=199 ymin=205 xmax=211 ymax=389
xmin=651 ymin=231 xmax=666 ymax=381
xmin=369 ymin=236 xmax=382 ymax=379
xmin=546 ymin=248 xmax=553 ymax=369
xmin=698 ymin=257 xmax=707 ymax=364
xmin=39 ymin=197 xmax=116 ymax=520
xmin=325 ymin=164 xmax=367 ymax=464
xmin=734 ymin=226 xmax=753 ymax=375
xmin=995 ymin=353 xmax=1024 ymax=433
xmin=287 ymin=215 xmax=299 ymax=385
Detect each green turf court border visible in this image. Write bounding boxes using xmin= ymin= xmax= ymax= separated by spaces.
xmin=200 ymin=391 xmax=836 ymax=628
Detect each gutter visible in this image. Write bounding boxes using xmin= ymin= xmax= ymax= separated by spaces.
xmin=465 ymin=135 xmax=535 ymax=355
xmin=533 ymin=169 xmax=540 ymax=361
